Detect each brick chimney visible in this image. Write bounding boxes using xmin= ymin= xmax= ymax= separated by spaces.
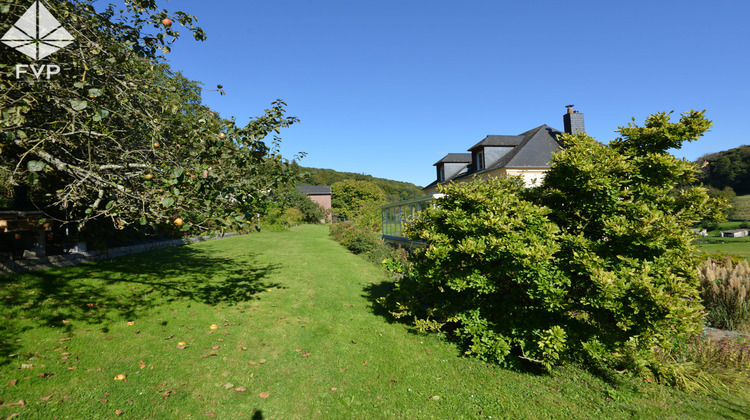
xmin=563 ymin=105 xmax=585 ymax=134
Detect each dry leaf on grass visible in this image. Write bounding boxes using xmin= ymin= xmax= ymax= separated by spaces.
xmin=259 ymin=392 xmax=270 ymax=399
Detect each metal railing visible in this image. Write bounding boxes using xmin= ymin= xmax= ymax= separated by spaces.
xmin=380 ymin=194 xmax=443 ymax=246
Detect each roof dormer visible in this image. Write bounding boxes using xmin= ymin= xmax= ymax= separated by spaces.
xmin=467 ymin=135 xmax=522 ymax=173
xmin=434 ymin=153 xmax=471 ymax=184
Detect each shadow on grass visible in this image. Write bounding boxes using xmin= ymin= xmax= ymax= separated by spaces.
xmin=361 ymin=279 xmax=400 ymax=324
xmin=0 ymin=245 xmax=280 ymax=365
xmin=362 ymin=279 xmax=553 ymax=377
xmin=363 ymin=279 xmax=634 ymax=381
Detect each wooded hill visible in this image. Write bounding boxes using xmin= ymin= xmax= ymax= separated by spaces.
xmin=293 ymin=165 xmax=425 ymax=202
xmin=697 ymin=145 xmax=750 ymax=195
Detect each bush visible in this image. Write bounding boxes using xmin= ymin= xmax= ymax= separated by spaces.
xmin=261 ymin=207 xmax=303 ymax=231
xmin=700 ymin=220 xmax=721 ymax=232
xmin=699 ymin=258 xmax=750 ymax=331
xmin=380 ymin=111 xmax=728 ymax=378
xmin=330 ymin=220 xmax=413 ymax=273
xmin=392 ymin=177 xmax=565 ymax=368
xmin=330 ymin=221 xmax=378 ymax=254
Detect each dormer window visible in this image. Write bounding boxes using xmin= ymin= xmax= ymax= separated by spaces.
xmin=438 ymin=166 xmax=445 ymax=182
xmin=476 ymin=150 xmax=485 ymax=171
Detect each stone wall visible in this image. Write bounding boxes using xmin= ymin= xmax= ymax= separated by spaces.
xmin=0 ymin=233 xmax=241 ymax=276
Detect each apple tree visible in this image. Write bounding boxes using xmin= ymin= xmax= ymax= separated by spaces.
xmin=1 ymin=0 xmax=299 ymax=237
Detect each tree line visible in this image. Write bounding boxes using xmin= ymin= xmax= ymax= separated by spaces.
xmin=697 ymin=144 xmax=750 ymax=196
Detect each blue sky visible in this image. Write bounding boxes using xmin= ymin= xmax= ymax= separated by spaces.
xmin=129 ymin=0 xmax=749 ymax=187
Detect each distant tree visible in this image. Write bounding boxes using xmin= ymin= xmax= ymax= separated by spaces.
xmin=274 ymin=186 xmax=326 ymax=224
xmin=331 ymin=180 xmax=385 ymax=221
xmin=698 ymin=145 xmax=750 ymax=195
xmin=300 ymin=167 xmax=424 ymax=202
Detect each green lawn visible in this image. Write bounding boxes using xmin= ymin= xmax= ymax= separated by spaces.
xmin=695 ymin=220 xmax=750 ymax=260
xmin=1 ymin=225 xmax=749 ymax=418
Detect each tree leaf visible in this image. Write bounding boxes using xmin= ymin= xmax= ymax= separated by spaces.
xmin=93 ymin=108 xmax=110 ymax=122
xmin=70 ymin=100 xmax=88 ymax=111
xmin=27 ymin=160 xmax=45 ymax=172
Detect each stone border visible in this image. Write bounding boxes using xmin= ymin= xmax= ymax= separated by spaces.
xmin=0 ymin=233 xmax=242 ymax=276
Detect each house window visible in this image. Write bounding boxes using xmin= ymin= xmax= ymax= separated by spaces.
xmin=477 ymin=150 xmax=485 ymax=171
xmin=438 ymin=166 xmax=445 ymax=182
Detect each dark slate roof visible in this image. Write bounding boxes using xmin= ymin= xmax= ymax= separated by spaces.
xmin=450 ymin=125 xmax=563 ymax=182
xmin=487 ymin=125 xmax=563 ymax=169
xmin=423 ymin=180 xmax=438 ymax=190
xmin=468 ymin=135 xmax=524 ymax=151
xmin=422 ymin=125 xmax=564 ymax=191
xmin=433 ymin=153 xmax=472 ymax=166
xmin=297 ymin=185 xmax=332 ymax=195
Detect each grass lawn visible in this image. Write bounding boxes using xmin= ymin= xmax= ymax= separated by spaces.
xmin=2 ymin=225 xmax=749 ymax=418
xmin=695 ymin=220 xmax=750 ymax=260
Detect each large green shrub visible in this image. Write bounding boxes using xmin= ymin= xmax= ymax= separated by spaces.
xmin=383 ymin=111 xmax=728 ymax=375
xmin=396 ymin=177 xmax=566 ymax=367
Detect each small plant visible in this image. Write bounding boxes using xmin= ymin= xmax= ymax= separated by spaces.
xmin=657 ymin=333 xmax=750 ymax=392
xmin=699 ymin=258 xmax=750 ymax=331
